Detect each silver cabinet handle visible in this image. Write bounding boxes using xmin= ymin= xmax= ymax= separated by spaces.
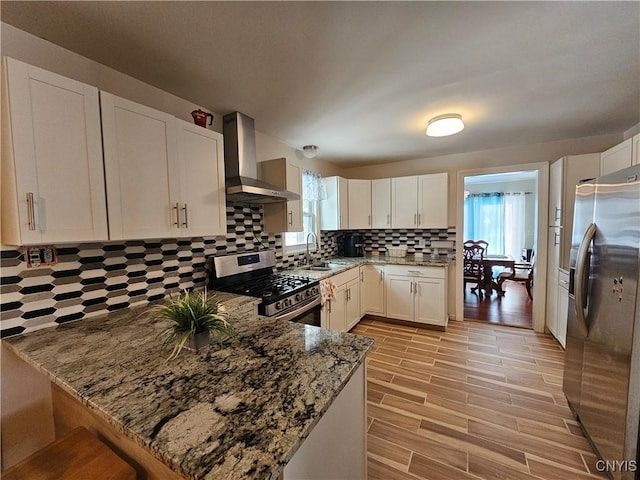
xmin=410 ymin=281 xmax=413 ymax=293
xmin=418 ymin=213 xmax=421 ymax=224
xmin=414 ymin=213 xmax=417 ymax=225
xmin=408 ymin=270 xmax=421 ymax=274
xmin=173 ymin=203 xmax=181 ymax=227
xmin=288 ymin=211 xmax=293 ymax=226
xmin=555 ymin=207 xmax=561 ymax=221
xmin=182 ymin=204 xmax=189 ymax=228
xmin=360 ymin=271 xmax=364 ymax=282
xmin=26 ymin=192 xmax=36 ymax=230
xmin=387 ymin=214 xmax=391 ymax=225
xmin=368 ymin=215 xmax=371 ymax=225
xmin=554 ymin=232 xmax=561 ymax=246
xmin=379 ymin=270 xmax=383 ymax=281
xmin=339 ymin=215 xmax=342 ymax=228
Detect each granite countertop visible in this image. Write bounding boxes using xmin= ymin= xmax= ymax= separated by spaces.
xmin=284 ymin=254 xmax=452 ymax=280
xmin=3 ymin=291 xmax=374 ymax=480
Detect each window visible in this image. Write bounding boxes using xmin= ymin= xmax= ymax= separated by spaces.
xmin=284 ymin=170 xmax=323 ymax=253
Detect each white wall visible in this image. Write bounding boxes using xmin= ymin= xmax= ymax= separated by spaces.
xmin=343 ymin=133 xmax=621 ymax=226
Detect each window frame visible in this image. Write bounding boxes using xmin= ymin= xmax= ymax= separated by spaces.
xmin=284 ymin=198 xmax=319 ymax=255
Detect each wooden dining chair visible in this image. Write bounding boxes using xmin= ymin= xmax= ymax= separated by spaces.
xmin=463 ymin=240 xmax=487 ymax=298
xmin=496 ymin=255 xmax=534 ymax=300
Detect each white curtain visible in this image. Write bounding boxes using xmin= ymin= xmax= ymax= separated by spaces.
xmin=504 ymin=193 xmax=527 ymax=261
xmin=302 ymin=170 xmax=326 ymax=201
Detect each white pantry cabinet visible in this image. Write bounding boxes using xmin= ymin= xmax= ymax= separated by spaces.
xmin=101 ymin=92 xmax=225 ymax=240
xmin=601 ymin=138 xmax=633 ymax=176
xmin=384 ymin=265 xmax=447 ymax=327
xmin=320 ymin=176 xmax=349 ymax=230
xmin=347 ymin=179 xmax=372 ymax=229
xmin=391 ymin=173 xmax=448 ymax=229
xmin=360 ymin=264 xmax=385 ymax=316
xmin=371 ymin=178 xmax=391 ymax=228
xmin=260 ymin=157 xmax=303 ymax=233
xmin=1 ymin=57 xmax=108 ymax=245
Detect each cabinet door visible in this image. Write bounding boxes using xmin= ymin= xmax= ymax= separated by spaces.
xmin=546 ymin=273 xmax=559 ymax=338
xmin=328 ymin=283 xmax=348 ymax=332
xmin=371 ymin=178 xmax=391 ymax=228
xmin=391 ymin=176 xmax=418 ymax=228
xmin=345 ymin=278 xmax=361 ymax=331
xmin=414 ymin=277 xmax=446 ymax=326
xmin=360 ymin=265 xmax=385 ymax=316
xmin=601 ymin=138 xmax=633 ymax=176
xmin=176 ymin=120 xmax=226 ymax=237
xmin=557 ymin=277 xmax=569 ymax=348
xmin=286 ymin=160 xmax=303 ymax=231
xmin=101 ymin=92 xmax=180 ymax=240
xmin=338 ymin=177 xmax=349 ymax=230
xmin=348 ymin=179 xmax=372 ymax=229
xmin=549 ymin=158 xmax=563 ymax=227
xmin=385 ymin=274 xmax=413 ymax=321
xmin=320 ymin=176 xmax=348 ymax=231
xmin=633 ymin=134 xmax=640 ymax=166
xmin=2 ymin=57 xmax=107 ymax=244
xmin=417 ymin=173 xmax=448 ymax=228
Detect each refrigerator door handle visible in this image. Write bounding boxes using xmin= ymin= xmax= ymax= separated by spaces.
xmin=574 ymin=222 xmax=596 ymax=336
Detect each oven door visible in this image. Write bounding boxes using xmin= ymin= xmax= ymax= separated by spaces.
xmin=273 ymin=296 xmax=321 ymax=327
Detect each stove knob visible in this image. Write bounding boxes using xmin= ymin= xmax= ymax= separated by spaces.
xmin=275 ymin=301 xmax=282 ymax=310
xmin=295 ymin=294 xmax=301 ymax=302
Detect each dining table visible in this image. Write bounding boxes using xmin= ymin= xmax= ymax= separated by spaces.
xmin=481 ymin=255 xmax=516 ymax=295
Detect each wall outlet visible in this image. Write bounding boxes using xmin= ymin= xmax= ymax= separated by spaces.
xmin=24 ymin=245 xmax=58 ymax=269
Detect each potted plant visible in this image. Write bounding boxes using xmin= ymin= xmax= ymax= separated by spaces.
xmin=152 ymin=289 xmax=235 ymax=359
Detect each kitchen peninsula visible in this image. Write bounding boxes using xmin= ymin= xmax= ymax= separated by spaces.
xmin=3 ymin=292 xmax=373 ymax=480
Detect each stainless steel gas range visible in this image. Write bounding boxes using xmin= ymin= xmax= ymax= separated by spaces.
xmin=206 ymin=251 xmax=321 ymax=326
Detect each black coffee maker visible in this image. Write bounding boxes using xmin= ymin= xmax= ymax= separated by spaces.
xmin=343 ymin=233 xmax=364 ymax=257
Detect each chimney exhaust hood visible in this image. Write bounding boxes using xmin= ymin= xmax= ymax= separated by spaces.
xmin=223 ymin=112 xmax=300 ymax=204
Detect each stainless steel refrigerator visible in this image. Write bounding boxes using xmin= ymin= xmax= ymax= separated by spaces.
xmin=563 ymin=163 xmax=640 ymax=480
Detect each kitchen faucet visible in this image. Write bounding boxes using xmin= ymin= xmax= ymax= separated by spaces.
xmin=305 ymin=232 xmax=318 ymax=266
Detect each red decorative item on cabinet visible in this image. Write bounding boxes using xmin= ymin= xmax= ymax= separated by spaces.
xmin=191 ymin=109 xmax=213 ymax=128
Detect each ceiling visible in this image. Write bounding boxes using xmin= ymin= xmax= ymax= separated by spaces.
xmin=2 ymin=1 xmax=639 ymax=168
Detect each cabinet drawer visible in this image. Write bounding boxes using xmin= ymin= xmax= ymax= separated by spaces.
xmin=330 ymin=266 xmax=360 ymax=286
xmin=558 ymin=269 xmax=570 ymax=290
xmin=383 ymin=264 xmax=445 ymax=279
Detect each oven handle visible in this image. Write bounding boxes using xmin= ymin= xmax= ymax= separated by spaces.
xmin=274 ymin=296 xmax=321 ymax=322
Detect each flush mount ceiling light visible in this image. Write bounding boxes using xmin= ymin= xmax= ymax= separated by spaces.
xmin=426 ymin=114 xmax=465 ymax=137
xmin=302 ymin=145 xmax=319 ymax=158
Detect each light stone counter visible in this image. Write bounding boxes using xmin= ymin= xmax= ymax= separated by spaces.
xmin=3 ymin=291 xmax=374 ymax=480
xmin=284 ymin=254 xmax=451 ymax=280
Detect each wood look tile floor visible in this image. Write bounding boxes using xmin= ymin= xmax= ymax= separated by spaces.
xmin=464 ymin=282 xmax=533 ymax=329
xmin=351 ymin=317 xmax=606 ymax=480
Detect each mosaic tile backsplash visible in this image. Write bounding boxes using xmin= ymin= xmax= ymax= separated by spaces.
xmin=0 ymin=204 xmax=339 ymax=338
xmin=0 ymin=201 xmax=451 ymax=338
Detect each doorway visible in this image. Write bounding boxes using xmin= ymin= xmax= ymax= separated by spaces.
xmin=455 ymin=162 xmax=550 ymax=333
xmin=463 ymin=171 xmax=536 ymax=328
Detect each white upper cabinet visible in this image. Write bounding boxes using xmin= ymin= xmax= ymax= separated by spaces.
xmin=320 ymin=176 xmax=348 ymax=230
xmin=391 ymin=173 xmax=448 ymax=229
xmin=1 ymin=57 xmax=108 ymax=245
xmin=633 ymin=133 xmax=640 ymax=166
xmin=101 ymin=92 xmax=180 ymax=240
xmin=347 ymin=179 xmax=371 ymax=229
xmin=391 ymin=176 xmax=419 ymax=228
xmin=260 ymin=158 xmax=303 ymax=233
xmin=371 ymin=178 xmax=391 ymax=229
xmin=176 ymin=120 xmax=226 ymax=237
xmin=418 ymin=173 xmax=448 ymax=228
xmin=102 ymin=92 xmax=225 ymax=240
xmin=601 ymin=137 xmax=633 ymax=176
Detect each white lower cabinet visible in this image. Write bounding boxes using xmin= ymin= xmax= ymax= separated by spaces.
xmin=384 ymin=265 xmax=448 ymax=327
xmin=324 ymin=267 xmax=360 ymax=332
xmin=360 ymin=264 xmax=385 ymax=316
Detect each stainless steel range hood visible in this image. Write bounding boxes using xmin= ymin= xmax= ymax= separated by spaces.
xmin=223 ymin=112 xmax=300 ymax=204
